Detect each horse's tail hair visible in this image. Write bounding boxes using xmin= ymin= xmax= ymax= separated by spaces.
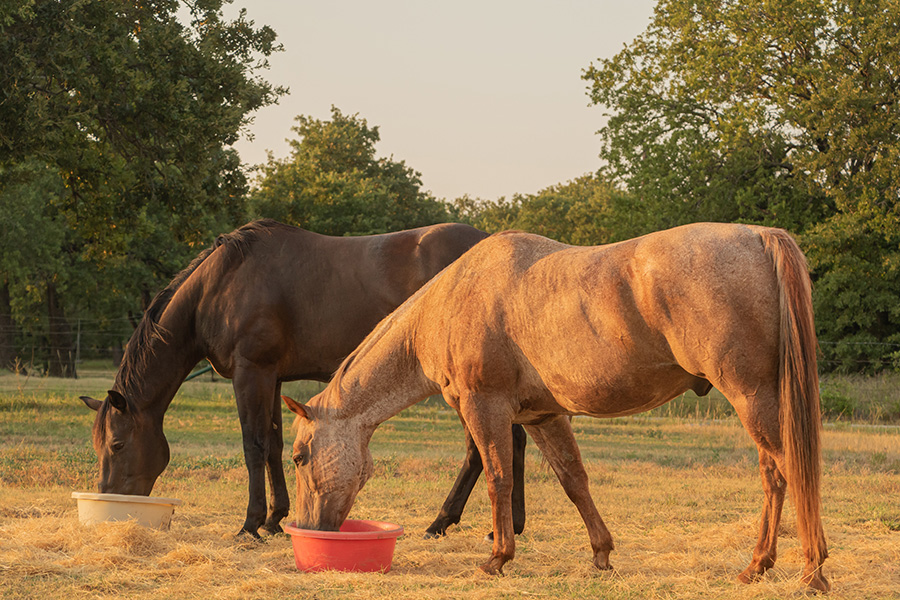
xmin=759 ymin=228 xmax=827 ymax=567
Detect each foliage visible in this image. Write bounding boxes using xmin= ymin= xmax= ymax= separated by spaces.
xmin=0 ymin=0 xmax=284 ymax=373
xmin=453 ymin=174 xmax=641 ymax=245
xmin=583 ymin=0 xmax=900 ymax=371
xmin=0 ymin=163 xmax=71 ymax=371
xmin=804 ymin=212 xmax=900 ymax=371
xmin=248 ymin=107 xmax=452 ymax=236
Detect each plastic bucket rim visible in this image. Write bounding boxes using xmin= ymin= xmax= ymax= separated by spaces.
xmin=71 ymin=491 xmax=182 ymax=506
xmin=284 ymin=519 xmax=404 ymax=541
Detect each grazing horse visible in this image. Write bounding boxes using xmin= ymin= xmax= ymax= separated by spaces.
xmin=80 ymin=219 xmax=529 ymax=538
xmin=282 ymin=223 xmax=829 ymax=591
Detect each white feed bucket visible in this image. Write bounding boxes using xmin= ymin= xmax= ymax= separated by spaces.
xmin=71 ymin=492 xmax=182 ymax=529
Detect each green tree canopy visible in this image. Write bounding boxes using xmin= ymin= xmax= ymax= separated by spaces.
xmin=584 ymin=0 xmax=900 ymax=371
xmin=0 ymin=0 xmax=285 ymax=374
xmin=248 ymin=107 xmax=452 ymax=236
xmin=453 ymin=175 xmax=637 ymax=246
xmin=1 ymin=0 xmax=284 ymax=238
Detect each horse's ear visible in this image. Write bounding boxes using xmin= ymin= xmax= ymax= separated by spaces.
xmin=107 ymin=390 xmax=128 ymax=413
xmin=81 ymin=396 xmax=102 ymax=412
xmin=282 ymin=395 xmax=311 ymax=420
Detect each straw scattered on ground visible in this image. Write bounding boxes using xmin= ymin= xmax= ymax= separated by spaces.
xmin=1 ymin=373 xmax=899 ymax=599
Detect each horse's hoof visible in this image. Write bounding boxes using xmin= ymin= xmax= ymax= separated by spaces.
xmin=259 ymin=523 xmax=285 ymax=537
xmin=233 ymin=528 xmax=264 ymax=543
xmin=423 ymin=530 xmax=446 ymax=540
xmin=483 ymin=532 xmax=494 ymax=543
xmin=478 ymin=561 xmax=503 ymax=577
xmin=737 ymin=567 xmax=760 ymax=584
xmin=802 ymin=570 xmax=831 ymax=594
xmin=593 ymin=551 xmax=612 ymax=571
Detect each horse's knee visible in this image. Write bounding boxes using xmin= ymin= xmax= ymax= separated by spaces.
xmin=485 ymin=476 xmax=513 ymax=503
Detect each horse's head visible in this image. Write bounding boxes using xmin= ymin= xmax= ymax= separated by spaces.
xmin=283 ymin=395 xmax=373 ymax=531
xmin=80 ymin=390 xmax=170 ymax=495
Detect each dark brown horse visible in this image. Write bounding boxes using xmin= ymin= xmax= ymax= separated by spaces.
xmin=80 ymin=219 xmax=527 ymax=538
xmin=283 ymin=223 xmax=829 ymax=591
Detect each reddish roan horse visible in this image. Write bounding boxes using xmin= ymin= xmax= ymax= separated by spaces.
xmin=80 ymin=219 xmax=528 ymax=538
xmin=283 ymin=223 xmax=829 ymax=591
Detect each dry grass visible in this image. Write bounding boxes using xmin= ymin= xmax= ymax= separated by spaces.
xmin=1 ymin=373 xmax=899 ymax=599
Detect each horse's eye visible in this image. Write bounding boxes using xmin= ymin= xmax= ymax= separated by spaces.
xmin=111 ymin=441 xmax=126 ymax=452
xmin=293 ymin=450 xmax=309 ymax=467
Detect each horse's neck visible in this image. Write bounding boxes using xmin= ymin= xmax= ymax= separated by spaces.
xmin=117 ymin=289 xmax=204 ymax=414
xmin=326 ymin=318 xmax=438 ymax=429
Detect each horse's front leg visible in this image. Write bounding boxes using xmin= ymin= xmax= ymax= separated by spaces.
xmin=459 ymin=393 xmax=516 ymax=575
xmin=232 ymin=366 xmax=278 ymax=538
xmin=525 ymin=415 xmax=614 ymax=571
xmin=425 ymin=421 xmax=527 ymax=539
xmin=425 ymin=421 xmax=483 ymax=538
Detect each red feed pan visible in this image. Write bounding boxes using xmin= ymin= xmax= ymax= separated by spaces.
xmin=284 ymin=519 xmax=404 ymax=573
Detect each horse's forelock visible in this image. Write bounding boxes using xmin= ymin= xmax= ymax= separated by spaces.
xmin=93 ymin=396 xmax=109 ymax=441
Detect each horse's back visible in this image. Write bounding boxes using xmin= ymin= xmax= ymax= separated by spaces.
xmin=370 ymin=223 xmax=488 ymax=304
xmin=419 ymin=223 xmax=786 ymax=418
xmin=196 ymin=220 xmax=485 ymax=380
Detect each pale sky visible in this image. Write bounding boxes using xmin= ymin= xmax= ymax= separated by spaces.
xmin=230 ymin=1 xmax=656 ymax=201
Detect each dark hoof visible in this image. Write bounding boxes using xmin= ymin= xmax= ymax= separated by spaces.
xmin=233 ymin=528 xmax=264 ymax=543
xmin=423 ymin=529 xmax=446 ymax=540
xmin=259 ymin=523 xmax=285 ymax=537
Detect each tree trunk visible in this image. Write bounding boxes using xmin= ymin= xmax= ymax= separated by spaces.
xmin=0 ymin=281 xmax=19 ymax=371
xmin=46 ymin=282 xmax=77 ymax=378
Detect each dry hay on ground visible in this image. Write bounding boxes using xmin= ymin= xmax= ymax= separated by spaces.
xmin=1 ymin=454 xmax=898 ymax=600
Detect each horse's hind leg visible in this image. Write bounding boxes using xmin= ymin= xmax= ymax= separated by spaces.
xmin=425 ymin=422 xmax=483 ymax=538
xmin=722 ymin=383 xmax=829 ymax=592
xmin=525 ymin=415 xmax=614 ymax=571
xmin=425 ymin=422 xmax=527 ymax=539
xmin=261 ymin=381 xmax=290 ymax=535
xmin=738 ymin=448 xmax=786 ymax=583
xmin=511 ymin=423 xmax=527 ymax=534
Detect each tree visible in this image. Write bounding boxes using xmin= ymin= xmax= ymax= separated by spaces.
xmin=0 ymin=163 xmax=70 ymax=374
xmin=453 ymin=174 xmax=638 ymax=246
xmin=248 ymin=107 xmax=452 ymax=236
xmin=584 ymin=0 xmax=900 ymax=371
xmin=0 ymin=0 xmax=285 ymax=374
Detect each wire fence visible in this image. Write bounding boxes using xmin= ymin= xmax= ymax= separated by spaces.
xmin=0 ymin=318 xmax=132 ymax=370
xmin=2 ymin=324 xmax=900 ymax=371
xmin=817 ymin=340 xmax=900 ymax=369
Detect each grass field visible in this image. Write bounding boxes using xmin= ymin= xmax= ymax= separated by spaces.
xmin=1 ymin=367 xmax=899 ymax=599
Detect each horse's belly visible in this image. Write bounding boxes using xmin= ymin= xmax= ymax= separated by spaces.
xmin=541 ymin=365 xmax=698 ymax=418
